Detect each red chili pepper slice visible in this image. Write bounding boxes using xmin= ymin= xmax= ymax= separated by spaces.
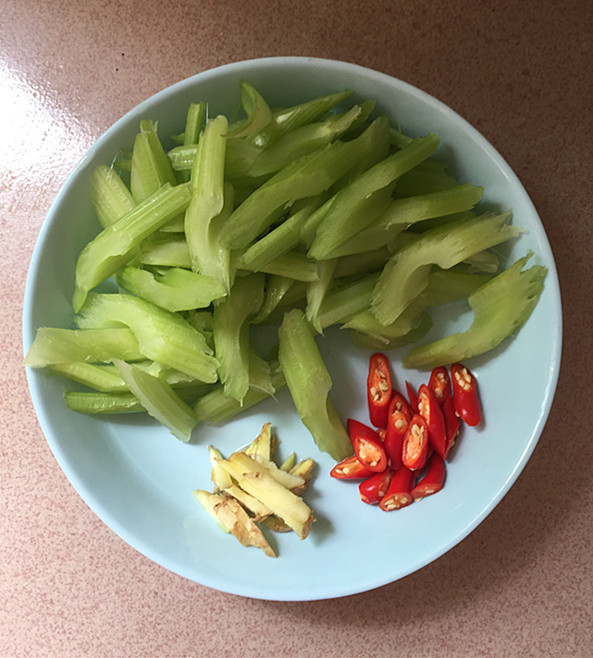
xmin=401 ymin=414 xmax=430 ymax=471
xmin=347 ymin=418 xmax=388 ymax=473
xmin=379 ymin=467 xmax=414 ymax=511
xmin=428 ymin=366 xmax=451 ymax=406
xmin=330 ymin=455 xmax=375 ymax=480
xmin=411 ymin=453 xmax=446 ymax=501
xmin=358 ymin=469 xmax=393 ymax=505
xmin=366 ymin=353 xmax=393 ymax=428
xmin=451 ymin=363 xmax=482 ymax=426
xmin=417 ymin=384 xmax=447 ymax=459
xmin=383 ymin=393 xmax=413 ymax=470
xmin=442 ymin=395 xmax=461 ymax=459
xmin=405 ymin=380 xmax=418 ymax=413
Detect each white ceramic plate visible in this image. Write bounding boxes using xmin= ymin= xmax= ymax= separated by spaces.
xmin=23 ymin=57 xmax=562 ymax=601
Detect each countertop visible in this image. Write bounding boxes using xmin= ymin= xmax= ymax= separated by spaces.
xmin=2 ymin=0 xmax=592 ymax=656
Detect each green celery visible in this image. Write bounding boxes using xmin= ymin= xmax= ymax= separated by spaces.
xmin=349 ymin=312 xmax=433 ymax=351
xmin=403 ymin=253 xmax=547 ymax=369
xmin=115 ymin=265 xmax=226 ymax=312
xmin=252 ymin=275 xmax=295 ymax=324
xmin=72 ymin=182 xmax=192 ymax=311
xmin=371 ymin=211 xmax=525 ymax=325
xmin=237 ymin=195 xmax=326 ymax=273
xmin=114 ymin=360 xmax=197 ymax=442
xmin=185 ymin=116 xmax=232 ymax=290
xmin=89 ymin=165 xmax=135 ymax=228
xmin=212 ymin=274 xmax=265 ymax=403
xmin=65 ymin=391 xmax=144 ymax=414
xmin=308 ymin=134 xmax=441 ymax=259
xmin=222 ymin=117 xmax=389 ymax=251
xmin=393 ymin=158 xmax=459 ymax=196
xmin=247 ymin=105 xmax=363 ymax=178
xmin=277 ymin=308 xmax=351 ymax=461
xmin=139 ymin=234 xmax=191 ymax=268
xmin=317 ymin=272 xmax=380 ymax=330
xmin=194 ymin=358 xmax=285 ymax=424
xmin=130 ymin=120 xmax=177 ymax=203
xmin=75 ymin=293 xmax=219 ymax=382
xmin=256 ymin=251 xmax=319 ymax=282
xmin=50 ymin=362 xmax=129 ymax=392
xmin=227 ymin=80 xmax=273 ymax=138
xmin=306 ymin=258 xmax=337 ymax=334
xmin=177 ymin=101 xmax=206 ymax=182
xmin=24 ymin=327 xmax=143 ymax=367
xmin=330 ymin=184 xmax=484 ymax=258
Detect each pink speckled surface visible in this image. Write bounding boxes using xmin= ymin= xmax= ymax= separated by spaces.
xmin=2 ymin=0 xmax=592 ymax=655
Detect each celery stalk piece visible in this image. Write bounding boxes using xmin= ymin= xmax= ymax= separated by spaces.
xmin=50 ymin=362 xmax=129 ymax=392
xmin=252 ymin=276 xmax=295 ymax=324
xmin=176 ymin=102 xmax=206 ymax=183
xmin=317 ymin=273 xmax=380 ymax=331
xmin=89 ymin=165 xmax=135 ymax=228
xmin=333 ymin=248 xmax=392 ymax=279
xmin=329 ymin=183 xmax=484 ymax=258
xmin=65 ymin=391 xmax=144 ymax=414
xmin=251 ymin=90 xmax=353 ymax=147
xmin=114 ymin=360 xmax=197 ymax=442
xmin=72 ymin=183 xmax=192 ymax=312
xmin=394 ymin=158 xmax=459 ymax=196
xmin=371 ymin=210 xmax=525 ymax=325
xmin=194 ymin=360 xmax=286 ymax=424
xmin=306 ymin=258 xmax=337 ymax=334
xmin=167 ymin=144 xmax=198 ymax=172
xmin=227 ymin=81 xmax=273 ymax=139
xmin=222 ymin=118 xmax=388 ymax=251
xmin=24 ymin=327 xmax=143 ymax=367
xmin=212 ymin=274 xmax=265 ymax=403
xmin=403 ymin=253 xmax=547 ymax=369
xmin=349 ymin=312 xmax=433 ymax=351
xmin=139 ymin=234 xmax=191 ymax=268
xmin=247 ymin=105 xmax=363 ymax=177
xmin=256 ymin=251 xmax=319 ymax=282
xmin=75 ymin=293 xmax=219 ymax=383
xmin=237 ymin=195 xmax=326 ymax=272
xmin=277 ymin=308 xmax=351 ymax=461
xmin=130 ymin=120 xmax=177 ymax=203
xmin=115 ymin=265 xmax=226 ymax=312
xmin=184 ymin=115 xmax=232 ymax=290
xmin=308 ymin=134 xmax=441 ymax=260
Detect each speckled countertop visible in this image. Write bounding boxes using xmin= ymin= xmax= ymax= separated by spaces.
xmin=2 ymin=1 xmax=592 ymax=655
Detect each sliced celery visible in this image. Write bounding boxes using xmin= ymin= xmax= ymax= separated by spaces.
xmin=277 ymin=309 xmax=351 ymax=461
xmin=212 ymin=274 xmax=265 ymax=403
xmin=176 ymin=101 xmax=206 ymax=183
xmin=247 ymin=104 xmax=362 ymax=177
xmin=72 ymin=183 xmax=192 ymax=311
xmin=308 ymin=134 xmax=441 ymax=259
xmin=89 ymin=165 xmax=135 ymax=228
xmin=114 ymin=360 xmax=197 ymax=442
xmin=50 ymin=362 xmax=128 ymax=392
xmin=317 ymin=273 xmax=379 ymax=330
xmin=256 ymin=251 xmax=319 ymax=282
xmin=139 ymin=234 xmax=191 ymax=268
xmin=115 ymin=265 xmax=226 ymax=312
xmin=237 ymin=195 xmax=326 ymax=272
xmin=65 ymin=391 xmax=144 ymax=414
xmin=349 ymin=312 xmax=433 ymax=351
xmin=252 ymin=275 xmax=295 ymax=324
xmin=403 ymin=253 xmax=547 ymax=369
xmin=306 ymin=258 xmax=337 ymax=334
xmin=24 ymin=327 xmax=143 ymax=367
xmin=185 ymin=115 xmax=232 ymax=289
xmin=222 ymin=118 xmax=389 ymax=251
xmin=75 ymin=293 xmax=219 ymax=382
xmin=227 ymin=80 xmax=273 ymax=139
xmin=371 ymin=211 xmax=525 ymax=325
xmin=194 ymin=359 xmax=286 ymax=424
xmin=130 ymin=120 xmax=177 ymax=203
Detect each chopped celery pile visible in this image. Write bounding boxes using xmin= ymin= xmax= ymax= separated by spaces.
xmin=24 ymin=80 xmax=546 ymax=456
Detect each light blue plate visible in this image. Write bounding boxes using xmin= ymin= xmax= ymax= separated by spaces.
xmin=22 ymin=57 xmax=562 ymax=601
